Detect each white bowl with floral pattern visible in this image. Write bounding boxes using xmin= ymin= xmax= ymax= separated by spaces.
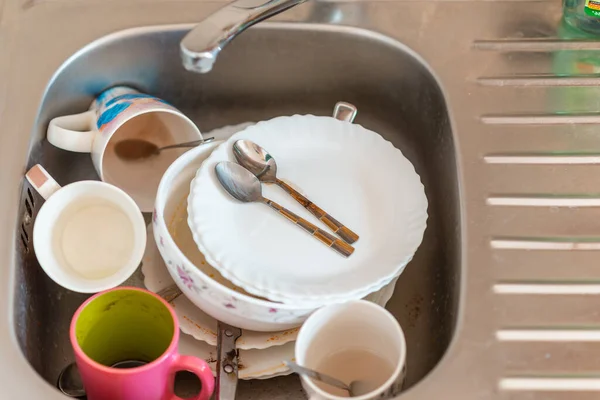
xmin=153 ymin=123 xmax=399 ymax=331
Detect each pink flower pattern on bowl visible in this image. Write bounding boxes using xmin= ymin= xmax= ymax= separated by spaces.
xmin=153 ymin=182 xmax=317 ymax=330
xmin=151 ymin=126 xmax=400 ymax=331
xmin=177 ymin=264 xmax=199 ymax=293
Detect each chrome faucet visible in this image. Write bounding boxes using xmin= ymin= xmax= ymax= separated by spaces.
xmin=180 ymin=0 xmax=308 ymax=73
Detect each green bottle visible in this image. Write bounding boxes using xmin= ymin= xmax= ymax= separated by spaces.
xmin=564 ymin=0 xmax=600 ymax=34
xmin=552 ymin=21 xmax=600 ymax=114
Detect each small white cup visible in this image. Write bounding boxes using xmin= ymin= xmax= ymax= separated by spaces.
xmin=295 ymin=300 xmax=407 ymax=400
xmin=46 ymin=86 xmax=203 ymax=212
xmin=25 ymin=164 xmax=146 ymax=293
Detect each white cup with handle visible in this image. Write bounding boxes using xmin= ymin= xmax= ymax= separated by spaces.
xmin=25 ymin=164 xmax=146 ymax=293
xmin=295 ymin=300 xmax=407 ymax=400
xmin=47 ymin=86 xmax=203 ymax=211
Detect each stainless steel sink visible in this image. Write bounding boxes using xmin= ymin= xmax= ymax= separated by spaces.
xmin=14 ymin=23 xmax=459 ymax=398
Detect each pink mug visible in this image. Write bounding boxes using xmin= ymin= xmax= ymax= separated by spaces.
xmin=70 ymin=287 xmax=214 ymax=400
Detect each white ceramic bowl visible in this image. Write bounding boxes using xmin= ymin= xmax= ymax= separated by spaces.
xmin=153 ymin=140 xmax=317 ymax=331
xmin=153 ymin=136 xmax=399 ymax=331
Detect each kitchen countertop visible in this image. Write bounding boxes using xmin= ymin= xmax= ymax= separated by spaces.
xmin=2 ymin=0 xmax=600 ymax=398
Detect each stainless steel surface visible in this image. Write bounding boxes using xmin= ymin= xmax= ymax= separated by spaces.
xmin=232 ymin=139 xmax=280 ymax=183
xmin=232 ymin=138 xmax=360 ymax=244
xmin=2 ymin=1 xmax=592 ymax=399
xmin=56 ymin=362 xmax=85 ymax=398
xmin=113 ymin=137 xmax=215 ymax=161
xmin=180 ymin=0 xmax=308 ymax=73
xmin=285 ymin=361 xmax=356 ymax=396
xmin=5 ymin=14 xmax=458 ymax=400
xmin=216 ymin=322 xmax=242 ymax=400
xmin=215 ymin=160 xmax=355 ymax=257
xmin=215 ymin=161 xmax=264 ymax=204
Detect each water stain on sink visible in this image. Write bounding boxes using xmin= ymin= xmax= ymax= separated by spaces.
xmin=405 ymin=293 xmax=424 ymax=328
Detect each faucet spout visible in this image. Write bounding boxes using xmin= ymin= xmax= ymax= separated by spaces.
xmin=180 ymin=0 xmax=308 ymax=73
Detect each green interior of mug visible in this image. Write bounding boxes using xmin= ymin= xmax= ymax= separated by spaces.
xmin=75 ymin=289 xmax=174 ymax=367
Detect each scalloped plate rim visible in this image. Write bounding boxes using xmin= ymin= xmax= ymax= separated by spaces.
xmin=187 ymin=114 xmax=428 ymax=304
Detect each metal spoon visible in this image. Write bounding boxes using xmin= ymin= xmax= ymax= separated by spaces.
xmin=232 ymin=102 xmax=359 ymax=244
xmin=114 ymin=137 xmax=214 ymax=161
xmin=215 ymin=161 xmax=354 ymax=257
xmin=57 ymin=285 xmax=184 ymax=398
xmin=285 ymin=361 xmax=372 ymax=397
xmin=232 ymin=139 xmax=359 ymax=245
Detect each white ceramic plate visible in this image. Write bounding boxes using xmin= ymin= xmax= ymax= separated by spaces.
xmin=143 ymin=223 xmax=299 ymax=350
xmin=145 ymin=219 xmax=398 ymax=348
xmin=153 ymin=122 xmax=321 ymax=331
xmin=188 ymin=115 xmax=428 ymax=304
xmin=178 ymin=330 xmax=293 ymax=380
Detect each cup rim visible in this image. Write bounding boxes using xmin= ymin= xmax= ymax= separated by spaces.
xmin=97 ymin=106 xmax=201 ymax=175
xmin=32 ymin=180 xmax=146 ymax=293
xmin=96 ymin=106 xmax=202 ymax=213
xmin=69 ymin=286 xmax=180 ymax=375
xmin=295 ymin=300 xmax=407 ymax=400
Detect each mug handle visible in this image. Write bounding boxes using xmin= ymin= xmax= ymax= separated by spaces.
xmin=25 ymin=164 xmax=62 ymax=200
xmin=47 ymin=110 xmax=97 ymax=153
xmin=168 ymin=355 xmax=215 ymax=400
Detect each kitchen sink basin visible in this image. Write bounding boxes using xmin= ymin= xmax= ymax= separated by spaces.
xmin=14 ymin=23 xmax=460 ymax=398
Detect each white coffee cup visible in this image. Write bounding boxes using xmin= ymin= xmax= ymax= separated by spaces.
xmin=295 ymin=300 xmax=407 ymax=400
xmin=47 ymin=86 xmax=203 ymax=212
xmin=25 ymin=164 xmax=146 ymax=293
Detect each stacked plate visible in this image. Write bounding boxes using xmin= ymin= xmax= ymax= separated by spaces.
xmin=147 ymin=110 xmax=427 ymax=380
xmin=188 ymin=115 xmax=428 ymax=306
xmin=144 ymin=223 xmax=398 ymax=379
xmin=143 ymin=223 xmax=298 ymax=379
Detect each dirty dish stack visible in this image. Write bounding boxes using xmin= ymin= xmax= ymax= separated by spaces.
xmin=146 ymin=118 xmax=401 ymax=380
xmin=168 ymin=111 xmax=426 ymax=399
xmin=28 ymin=85 xmax=428 ymax=400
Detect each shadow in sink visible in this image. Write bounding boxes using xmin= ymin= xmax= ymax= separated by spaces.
xmin=15 ymin=23 xmax=461 ymax=398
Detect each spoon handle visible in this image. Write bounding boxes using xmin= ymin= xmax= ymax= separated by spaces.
xmin=275 ymin=179 xmax=359 ymax=244
xmin=284 ymin=361 xmax=351 ymax=393
xmin=158 ymin=137 xmax=215 ymax=152
xmin=261 ymin=197 xmax=354 ymax=257
xmin=156 ymin=284 xmax=183 ymax=303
